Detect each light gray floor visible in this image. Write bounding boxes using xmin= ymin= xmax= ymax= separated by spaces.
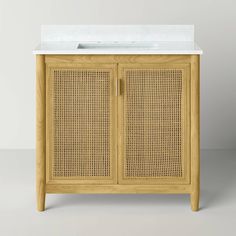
xmin=0 ymin=150 xmax=235 ymax=236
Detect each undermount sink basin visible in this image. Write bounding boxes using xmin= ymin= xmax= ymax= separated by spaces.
xmin=77 ymin=42 xmax=159 ymax=50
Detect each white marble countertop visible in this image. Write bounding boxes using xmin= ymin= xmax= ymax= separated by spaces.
xmin=33 ymin=25 xmax=203 ymax=55
xmin=33 ymin=41 xmax=202 ymax=54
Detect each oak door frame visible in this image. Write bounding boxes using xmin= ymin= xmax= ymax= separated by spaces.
xmin=117 ymin=63 xmax=191 ymax=185
xmin=45 ymin=63 xmax=118 ymax=185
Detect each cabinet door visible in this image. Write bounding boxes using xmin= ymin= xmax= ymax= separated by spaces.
xmin=46 ymin=64 xmax=117 ymax=184
xmin=118 ymin=64 xmax=190 ymax=184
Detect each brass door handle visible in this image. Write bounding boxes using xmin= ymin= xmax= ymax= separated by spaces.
xmin=116 ymin=79 xmax=121 ymax=96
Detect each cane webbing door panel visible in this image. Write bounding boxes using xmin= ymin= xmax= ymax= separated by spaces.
xmin=46 ymin=64 xmax=117 ymax=184
xmin=118 ymin=64 xmax=190 ymax=184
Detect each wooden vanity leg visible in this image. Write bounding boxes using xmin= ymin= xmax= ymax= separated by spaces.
xmin=36 ymin=55 xmax=46 ymax=211
xmin=190 ymin=55 xmax=200 ymax=211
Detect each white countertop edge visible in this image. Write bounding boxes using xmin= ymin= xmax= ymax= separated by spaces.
xmin=33 ymin=42 xmax=203 ymax=55
xmin=32 ymin=41 xmax=203 ymax=55
xmin=33 ymin=50 xmax=202 ymax=55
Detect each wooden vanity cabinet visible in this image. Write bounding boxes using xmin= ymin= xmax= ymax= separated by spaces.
xmin=36 ymin=55 xmax=200 ymax=211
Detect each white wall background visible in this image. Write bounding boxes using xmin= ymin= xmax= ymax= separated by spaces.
xmin=0 ymin=0 xmax=235 ymax=149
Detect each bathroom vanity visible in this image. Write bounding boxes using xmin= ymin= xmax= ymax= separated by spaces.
xmin=33 ymin=25 xmax=202 ymax=211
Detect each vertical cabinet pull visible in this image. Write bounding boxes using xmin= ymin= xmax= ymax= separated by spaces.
xmin=116 ymin=79 xmax=121 ymax=96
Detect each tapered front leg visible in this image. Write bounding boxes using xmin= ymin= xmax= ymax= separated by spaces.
xmin=191 ymin=190 xmax=199 ymax=211
xmin=190 ymin=55 xmax=200 ymax=211
xmin=36 ymin=55 xmax=46 ymax=211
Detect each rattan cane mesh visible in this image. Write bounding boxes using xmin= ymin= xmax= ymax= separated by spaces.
xmin=49 ymin=68 xmax=112 ymax=179
xmin=123 ymin=69 xmax=184 ymax=180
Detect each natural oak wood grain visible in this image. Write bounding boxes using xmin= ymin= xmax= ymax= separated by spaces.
xmin=46 ymin=184 xmax=191 ymax=194
xmin=45 ymin=55 xmax=192 ymax=64
xmin=36 ymin=55 xmax=46 ymax=211
xmin=35 ymin=54 xmax=200 ymax=211
xmin=118 ymin=63 xmax=191 ymax=185
xmin=45 ymin=63 xmax=118 ymax=184
xmin=190 ymin=55 xmax=200 ymax=211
